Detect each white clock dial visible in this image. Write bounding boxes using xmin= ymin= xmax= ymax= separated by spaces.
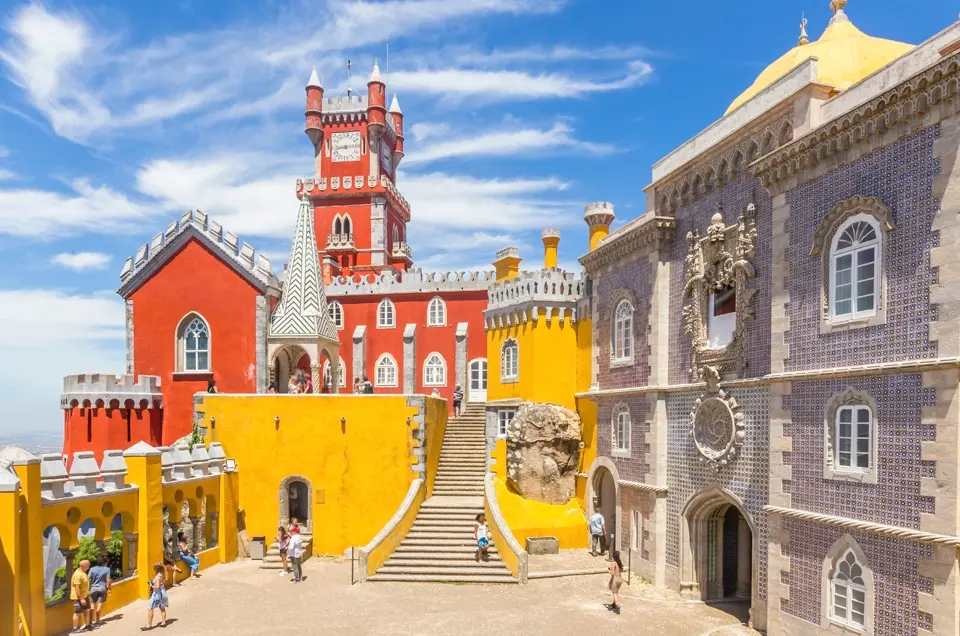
xmin=331 ymin=131 xmax=361 ymax=162
xmin=380 ymin=141 xmax=393 ymax=176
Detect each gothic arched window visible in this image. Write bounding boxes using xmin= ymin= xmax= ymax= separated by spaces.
xmin=427 ymin=297 xmax=446 ymax=326
xmin=377 ymin=298 xmax=395 ymax=328
xmin=830 ymin=216 xmax=880 ymax=322
xmin=612 ymin=299 xmax=634 ymax=363
xmin=177 ymin=313 xmax=210 ymax=372
xmin=501 ymin=338 xmax=519 ymax=382
xmin=328 ymin=300 xmax=344 ymax=330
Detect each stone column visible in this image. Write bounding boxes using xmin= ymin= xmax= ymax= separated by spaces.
xmin=455 ymin=323 xmax=468 ymax=398
xmin=353 ymin=326 xmax=367 ymax=385
xmin=737 ymin=516 xmax=752 ymax=598
xmin=209 ymin=512 xmax=220 ymax=548
xmin=167 ymin=521 xmax=179 ymax=560
xmin=189 ymin=516 xmax=202 ymax=553
xmin=123 ymin=533 xmax=138 ymax=578
xmin=403 ymin=324 xmax=416 ymax=393
xmin=310 ymin=364 xmax=321 ymax=394
xmin=60 ymin=548 xmax=77 ymax=587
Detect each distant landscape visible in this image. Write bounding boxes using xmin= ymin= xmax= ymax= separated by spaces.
xmin=0 ymin=431 xmax=63 ymax=456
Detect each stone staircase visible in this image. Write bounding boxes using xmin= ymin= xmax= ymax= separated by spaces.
xmin=259 ymin=534 xmax=312 ymax=571
xmin=369 ymin=403 xmax=515 ymax=583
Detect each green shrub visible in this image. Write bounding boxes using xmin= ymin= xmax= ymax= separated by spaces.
xmin=107 ymin=531 xmax=124 ymax=579
xmin=45 ymin=566 xmax=67 ymax=603
xmin=75 ymin=537 xmax=100 ymax=564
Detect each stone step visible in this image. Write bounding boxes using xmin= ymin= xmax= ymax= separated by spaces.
xmin=368 ymin=573 xmax=515 ymax=584
xmin=393 ymin=545 xmax=499 ymax=556
xmin=401 ymin=538 xmax=495 ymax=547
xmin=377 ymin=565 xmax=508 ymax=576
xmin=407 ymin=531 xmax=485 ymax=540
xmin=434 ymin=476 xmax=484 ymax=483
xmin=430 ymin=490 xmax=484 ymax=496
xmin=384 ymin=558 xmax=503 ymax=568
xmin=412 ymin=521 xmax=479 ymax=530
xmin=388 ymin=553 xmax=501 ymax=563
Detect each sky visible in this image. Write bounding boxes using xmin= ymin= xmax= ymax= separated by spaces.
xmin=0 ymin=0 xmax=953 ymax=435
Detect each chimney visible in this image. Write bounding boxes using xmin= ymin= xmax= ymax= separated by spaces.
xmin=493 ymin=247 xmax=522 ymax=282
xmin=541 ymin=228 xmax=560 ymax=269
xmin=583 ymin=202 xmax=616 ymax=252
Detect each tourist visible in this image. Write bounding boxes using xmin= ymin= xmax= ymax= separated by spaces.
xmin=362 ymin=375 xmax=373 ymax=394
xmin=589 ymin=502 xmax=606 ymax=556
xmin=287 ymin=375 xmax=300 ymax=394
xmin=268 ymin=382 xmax=278 ymax=394
xmin=275 ymin=526 xmax=291 ymax=576
xmin=207 ymin=378 xmax=218 ymax=393
xmin=88 ymin=555 xmax=113 ymax=626
xmin=288 ymin=526 xmax=304 ymax=583
xmin=70 ymin=558 xmax=92 ymax=633
xmin=453 ymin=385 xmax=464 ymax=418
xmin=303 ymin=373 xmax=313 ymax=394
xmin=144 ymin=562 xmax=168 ymax=630
xmin=177 ymin=534 xmax=201 ymax=579
xmin=162 ymin=558 xmax=182 ymax=586
xmin=288 ymin=517 xmax=299 ymax=534
xmin=607 ymin=550 xmax=624 ymax=614
xmin=474 ymin=513 xmax=489 ymax=562
xmin=353 ymin=378 xmax=362 ymax=394
xmin=431 ymin=388 xmax=440 ymax=398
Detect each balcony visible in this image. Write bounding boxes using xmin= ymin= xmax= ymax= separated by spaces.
xmin=326 ymin=233 xmax=356 ymax=251
xmin=391 ymin=242 xmax=413 ymax=260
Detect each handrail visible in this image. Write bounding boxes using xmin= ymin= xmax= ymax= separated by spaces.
xmin=484 ymin=473 xmax=528 ymax=583
xmin=356 ymin=478 xmax=423 ymax=582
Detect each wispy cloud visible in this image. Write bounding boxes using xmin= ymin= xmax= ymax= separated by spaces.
xmin=52 ymin=251 xmax=112 ymax=271
xmin=405 ymin=120 xmax=614 ymax=165
xmin=457 ymin=44 xmax=655 ymax=64
xmin=0 ymin=170 xmax=15 ymax=181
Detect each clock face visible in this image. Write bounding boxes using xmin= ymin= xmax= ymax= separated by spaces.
xmin=331 ymin=132 xmax=361 ymax=162
xmin=380 ymin=141 xmax=393 ymax=176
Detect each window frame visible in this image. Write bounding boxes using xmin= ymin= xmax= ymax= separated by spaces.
xmin=175 ymin=313 xmax=211 ymax=373
xmin=821 ymin=537 xmax=874 ymax=634
xmin=834 ymin=405 xmax=872 ymax=473
xmin=375 ymin=354 xmax=398 ymax=387
xmin=328 ymin=300 xmax=344 ymax=331
xmin=611 ymin=299 xmax=634 ymax=366
xmin=612 ymin=403 xmax=631 ymax=458
xmin=497 ymin=409 xmax=515 ymax=438
xmin=422 ymin=352 xmax=447 ymax=387
xmin=500 ymin=338 xmax=519 ymax=383
xmin=322 ymin=357 xmax=347 ymax=389
xmin=427 ymin=297 xmax=446 ymax=327
xmin=377 ymin=298 xmax=396 ymax=329
xmin=829 ymin=215 xmax=881 ymax=324
xmin=823 ymin=389 xmax=879 ymax=484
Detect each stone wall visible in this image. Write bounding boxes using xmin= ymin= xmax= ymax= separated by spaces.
xmin=596 ymin=256 xmax=652 ymax=390
xmin=596 ymin=395 xmax=650 ymax=483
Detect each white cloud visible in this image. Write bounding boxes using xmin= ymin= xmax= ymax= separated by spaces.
xmin=52 ymin=252 xmax=112 ymax=271
xmin=405 ymin=120 xmax=614 ymax=165
xmin=390 ymin=61 xmax=652 ymax=102
xmin=457 ymin=44 xmax=654 ymax=64
xmin=0 ymin=169 xmax=15 ymax=181
xmin=0 ymin=289 xmax=124 ymax=433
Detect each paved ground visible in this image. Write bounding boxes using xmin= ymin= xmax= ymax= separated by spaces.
xmin=88 ymin=558 xmax=757 ymax=636
xmin=528 ymin=549 xmax=614 ymax=575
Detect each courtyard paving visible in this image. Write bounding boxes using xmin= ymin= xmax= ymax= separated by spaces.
xmin=88 ymin=558 xmax=757 ymax=636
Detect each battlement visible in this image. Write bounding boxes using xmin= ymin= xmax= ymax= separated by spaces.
xmin=486 ymin=269 xmax=585 ymax=312
xmin=326 ymin=268 xmax=495 ymax=297
xmin=541 ymin=228 xmax=561 ymax=240
xmin=323 ymin=94 xmax=368 ymax=114
xmin=119 ymin=210 xmax=277 ymax=293
xmin=584 ymin=201 xmax=616 ymax=224
xmin=297 ymin=175 xmax=411 ymax=220
xmin=495 ymin=247 xmax=520 ymax=261
xmin=61 ymin=373 xmax=163 ymax=409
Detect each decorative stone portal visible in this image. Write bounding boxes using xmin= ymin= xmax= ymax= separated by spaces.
xmin=680 ymin=486 xmax=759 ymax=626
xmin=278 ymin=475 xmax=313 ymax=534
xmin=585 ymin=458 xmax=621 ymax=556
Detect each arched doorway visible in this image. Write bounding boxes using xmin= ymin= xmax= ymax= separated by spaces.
xmin=681 ymin=487 xmax=758 ymax=626
xmin=468 ymin=358 xmax=487 ymax=402
xmin=278 ymin=475 xmax=313 ymax=534
xmin=272 ymin=345 xmax=309 ymax=393
xmin=585 ymin=457 xmax=621 ymax=556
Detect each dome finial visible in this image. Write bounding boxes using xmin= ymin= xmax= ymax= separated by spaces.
xmin=829 ymin=0 xmax=849 ymax=24
xmin=799 ymin=12 xmax=809 ymax=45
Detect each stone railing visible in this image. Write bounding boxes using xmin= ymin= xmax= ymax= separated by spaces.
xmin=326 ymin=233 xmax=355 ymax=250
xmin=356 ymin=478 xmax=424 ymax=582
xmin=487 ymin=269 xmax=584 ymax=311
xmin=484 ymin=473 xmax=527 ymax=583
xmin=391 ymin=242 xmax=412 ymax=260
xmin=323 ymin=94 xmax=368 ymax=113
xmin=60 ymin=373 xmax=162 ymax=409
xmin=326 ymin=268 xmax=496 ymax=297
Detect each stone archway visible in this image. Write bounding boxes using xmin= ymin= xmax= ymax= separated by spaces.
xmin=585 ymin=457 xmax=622 ymax=555
xmin=272 ymin=345 xmax=309 ymax=393
xmin=278 ymin=475 xmax=313 ymax=535
xmin=680 ymin=486 xmax=761 ymax=627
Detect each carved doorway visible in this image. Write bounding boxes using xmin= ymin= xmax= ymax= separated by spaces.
xmin=278 ymin=476 xmax=313 ymax=535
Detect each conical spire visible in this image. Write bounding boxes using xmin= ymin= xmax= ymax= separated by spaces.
xmin=389 ymin=94 xmax=402 ymax=114
xmin=307 ymin=66 xmax=322 ymax=89
xmin=370 ymin=60 xmax=383 ymax=83
xmin=269 ymin=196 xmax=337 ymax=342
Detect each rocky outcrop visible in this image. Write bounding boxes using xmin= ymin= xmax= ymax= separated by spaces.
xmin=506 ymin=402 xmax=582 ymax=505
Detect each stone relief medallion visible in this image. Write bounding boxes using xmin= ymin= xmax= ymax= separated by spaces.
xmin=690 ymin=367 xmax=745 ymax=471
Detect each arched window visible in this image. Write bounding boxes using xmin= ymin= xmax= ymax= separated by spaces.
xmin=328 ymin=301 xmax=344 ymax=330
xmin=612 ymin=299 xmax=634 ymax=363
xmin=176 ymin=313 xmax=210 ymax=372
xmin=612 ymin=404 xmax=631 ymax=455
xmin=831 ymin=216 xmax=880 ymax=321
xmin=423 ymin=352 xmax=446 ymax=386
xmin=323 ymin=357 xmax=347 ymax=388
xmin=343 ymin=215 xmax=352 ymax=236
xmin=375 ymin=354 xmax=398 ymax=387
xmin=427 ymin=297 xmax=446 ymax=326
xmin=392 ymin=225 xmax=400 ymax=245
xmin=830 ymin=549 xmax=868 ymax=629
xmin=824 ymin=389 xmax=878 ymax=484
xmin=377 ymin=298 xmax=395 ymax=328
xmin=501 ymin=339 xmax=519 ymax=382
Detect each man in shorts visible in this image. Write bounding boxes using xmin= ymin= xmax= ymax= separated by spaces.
xmin=88 ymin=555 xmax=113 ymax=626
xmin=70 ymin=558 xmax=92 ymax=633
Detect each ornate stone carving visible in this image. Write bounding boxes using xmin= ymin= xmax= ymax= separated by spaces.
xmin=689 ymin=368 xmax=745 ymax=471
xmin=682 ymin=202 xmax=758 ymax=380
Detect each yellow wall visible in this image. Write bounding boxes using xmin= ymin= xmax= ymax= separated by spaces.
xmin=423 ymin=397 xmax=448 ymax=498
xmin=0 ymin=480 xmax=19 ymax=636
xmin=494 ymin=478 xmax=587 ymax=549
xmin=13 ymin=462 xmax=42 ymax=636
xmin=202 ymin=394 xmax=436 ymax=556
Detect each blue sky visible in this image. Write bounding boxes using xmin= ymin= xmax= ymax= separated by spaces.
xmin=0 ymin=0 xmax=953 ymax=435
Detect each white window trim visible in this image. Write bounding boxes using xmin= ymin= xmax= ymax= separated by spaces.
xmin=422 ymin=352 xmax=447 ymax=387
xmin=377 ymin=298 xmax=396 ymax=329
xmin=501 ymin=338 xmax=519 ymax=383
xmin=828 ymin=214 xmax=882 ymax=326
xmin=328 ymin=300 xmax=344 ymax=331
xmin=820 ymin=536 xmax=874 ymax=635
xmin=823 ymin=389 xmax=879 ymax=484
xmin=611 ymin=299 xmax=635 ymax=367
xmin=497 ymin=409 xmax=515 ymax=439
xmin=427 ymin=296 xmax=446 ymax=327
xmin=175 ymin=312 xmax=212 ymax=373
xmin=323 ymin=358 xmax=347 ymax=388
xmin=631 ymin=509 xmax=641 ymax=552
xmin=612 ymin=403 xmax=631 ymax=458
xmin=374 ymin=353 xmax=398 ymax=387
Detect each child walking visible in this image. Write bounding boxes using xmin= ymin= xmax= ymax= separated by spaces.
xmin=607 ymin=550 xmax=624 ymax=613
xmin=474 ymin=513 xmax=489 ymax=562
xmin=275 ymin=526 xmax=290 ymax=576
xmin=143 ymin=563 xmax=168 ymax=630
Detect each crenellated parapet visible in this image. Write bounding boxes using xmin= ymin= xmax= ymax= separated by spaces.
xmin=39 ymin=449 xmax=135 ymax=500
xmin=484 ymin=268 xmax=586 ymax=328
xmin=118 ymin=209 xmax=277 ymax=296
xmin=325 ymin=267 xmax=496 ymax=297
xmin=297 ymin=175 xmax=411 ymax=221
xmin=61 ymin=373 xmax=163 ymax=409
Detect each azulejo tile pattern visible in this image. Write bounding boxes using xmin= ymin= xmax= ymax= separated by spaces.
xmin=597 ymin=257 xmax=652 ymax=390
xmin=596 ymin=395 xmax=650 ymax=482
xmin=783 ymin=374 xmax=936 ymax=527
xmin=665 ymin=387 xmax=769 ymax=600
xmin=784 ymin=125 xmax=941 ymax=372
xmin=667 ymin=174 xmax=772 ymax=384
xmin=780 ymin=520 xmax=933 ymax=635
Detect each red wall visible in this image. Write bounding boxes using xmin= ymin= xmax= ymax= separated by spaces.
xmin=63 ymin=405 xmax=162 ymax=465
xmin=130 ymin=239 xmax=262 ymax=444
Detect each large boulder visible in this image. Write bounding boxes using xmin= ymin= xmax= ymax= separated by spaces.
xmin=506 ymin=402 xmax=582 ymax=504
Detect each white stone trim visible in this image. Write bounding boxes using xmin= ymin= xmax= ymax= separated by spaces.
xmin=484 ymin=472 xmax=527 ymax=583
xmin=357 ymin=478 xmax=423 ymax=583
xmin=821 ymin=535 xmax=875 ymax=635
xmin=764 ymin=506 xmax=960 ymax=546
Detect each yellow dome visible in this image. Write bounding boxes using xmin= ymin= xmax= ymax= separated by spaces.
xmin=726 ymin=11 xmax=913 ymax=115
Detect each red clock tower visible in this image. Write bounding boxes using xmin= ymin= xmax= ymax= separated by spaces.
xmin=298 ymin=62 xmax=411 ymax=283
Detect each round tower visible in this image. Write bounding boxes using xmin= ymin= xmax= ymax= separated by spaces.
xmin=389 ymin=94 xmax=404 ymax=165
xmin=366 ymin=61 xmax=387 ymax=139
xmin=584 ymin=202 xmax=616 ymax=251
xmin=541 ymin=228 xmax=560 ymax=269
xmin=304 ymin=66 xmax=324 ymax=148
